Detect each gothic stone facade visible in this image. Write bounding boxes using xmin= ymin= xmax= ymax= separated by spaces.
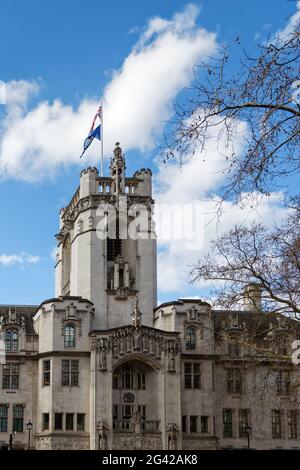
xmin=0 ymin=143 xmax=300 ymax=450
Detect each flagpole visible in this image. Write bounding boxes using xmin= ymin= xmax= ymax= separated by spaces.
xmin=100 ymin=102 xmax=104 ymax=177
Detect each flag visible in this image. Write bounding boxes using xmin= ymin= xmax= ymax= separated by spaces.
xmin=80 ymin=106 xmax=102 ymax=158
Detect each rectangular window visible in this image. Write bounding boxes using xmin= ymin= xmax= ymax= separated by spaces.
xmin=0 ymin=405 xmax=8 ymax=432
xmin=42 ymin=413 xmax=49 ymax=431
xmin=113 ymin=373 xmax=119 ymax=389
xmin=227 ymin=368 xmax=242 ymax=394
xmin=2 ymin=364 xmax=19 ymax=390
xmin=223 ymin=409 xmax=233 ymax=438
xmin=13 ymin=405 xmax=24 ymax=433
xmin=71 ymin=361 xmax=79 ymax=386
xmin=275 ymin=370 xmax=290 ymax=396
xmin=272 ymin=410 xmax=281 ymax=439
xmin=77 ymin=413 xmax=85 ymax=431
xmin=182 ymin=416 xmax=187 ymax=433
xmin=201 ymin=416 xmax=209 ymax=433
xmin=239 ymin=409 xmax=250 ymax=437
xmin=113 ymin=405 xmax=119 ymax=421
xmin=62 ymin=360 xmax=79 ymax=386
xmin=43 ymin=360 xmax=51 ymax=387
xmin=288 ymin=410 xmax=297 ymax=439
xmin=190 ymin=416 xmax=198 ymax=433
xmin=66 ymin=413 xmax=74 ymax=431
xmin=184 ymin=363 xmax=201 ymax=389
xmin=54 ymin=413 xmax=63 ymax=431
xmin=137 ymin=405 xmax=146 ymax=419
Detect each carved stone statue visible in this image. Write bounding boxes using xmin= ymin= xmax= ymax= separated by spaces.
xmin=130 ymin=411 xmax=143 ymax=434
xmin=119 ymin=331 xmax=125 ymax=355
xmin=142 ymin=333 xmax=148 ymax=352
xmin=112 ymin=336 xmax=118 ymax=358
xmin=97 ymin=422 xmax=109 ymax=450
xmin=99 ymin=338 xmax=107 ymax=371
xmin=168 ymin=343 xmax=176 ymax=372
xmin=126 ymin=329 xmax=132 ymax=352
xmin=167 ymin=423 xmax=178 ymax=450
xmin=131 ymin=295 xmax=142 ymax=328
xmin=149 ymin=334 xmax=154 ymax=355
xmin=133 ymin=327 xmax=141 ymax=351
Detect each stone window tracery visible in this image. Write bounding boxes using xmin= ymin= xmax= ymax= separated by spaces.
xmin=64 ymin=324 xmax=76 ymax=348
xmin=185 ymin=326 xmax=196 ymax=351
xmin=5 ymin=329 xmax=19 ymax=352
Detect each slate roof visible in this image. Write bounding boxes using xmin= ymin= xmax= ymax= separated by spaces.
xmin=0 ymin=304 xmax=38 ymax=335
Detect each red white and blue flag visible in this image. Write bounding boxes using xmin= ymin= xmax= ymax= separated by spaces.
xmin=80 ymin=106 xmax=102 ymax=158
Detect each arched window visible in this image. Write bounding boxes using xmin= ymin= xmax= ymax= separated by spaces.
xmin=137 ymin=367 xmax=145 ymax=390
xmin=5 ymin=329 xmax=19 ymax=352
xmin=113 ymin=364 xmax=146 ymax=390
xmin=64 ymin=324 xmax=75 ymax=348
xmin=186 ymin=326 xmax=196 ymax=351
xmin=122 ymin=365 xmax=134 ymax=389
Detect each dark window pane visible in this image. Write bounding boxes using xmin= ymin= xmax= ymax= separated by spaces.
xmin=13 ymin=405 xmax=24 ymax=433
xmin=201 ymin=416 xmax=209 ymax=433
xmin=62 ymin=360 xmax=70 ymax=386
xmin=0 ymin=405 xmax=8 ymax=432
xmin=182 ymin=416 xmax=187 ymax=433
xmin=186 ymin=326 xmax=196 ymax=350
xmin=71 ymin=361 xmax=79 ymax=386
xmin=43 ymin=413 xmax=49 ymax=431
xmin=190 ymin=416 xmax=198 ymax=433
xmin=184 ymin=373 xmax=192 ymax=389
xmin=54 ymin=413 xmax=63 ymax=431
xmin=66 ymin=413 xmax=74 ymax=431
xmin=43 ymin=360 xmax=51 ymax=386
xmin=272 ymin=410 xmax=281 ymax=439
xmin=239 ymin=409 xmax=249 ymax=437
xmin=77 ymin=414 xmax=85 ymax=431
xmin=223 ymin=409 xmax=233 ymax=438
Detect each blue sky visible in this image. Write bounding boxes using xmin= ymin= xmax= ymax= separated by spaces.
xmin=0 ymin=0 xmax=298 ymax=306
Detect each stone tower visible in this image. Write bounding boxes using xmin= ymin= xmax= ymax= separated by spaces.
xmin=55 ymin=143 xmax=157 ymax=329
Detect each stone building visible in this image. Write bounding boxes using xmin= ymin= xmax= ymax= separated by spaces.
xmin=0 ymin=143 xmax=300 ymax=450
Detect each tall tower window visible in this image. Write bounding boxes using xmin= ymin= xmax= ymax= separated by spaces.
xmin=62 ymin=234 xmax=71 ymax=295
xmin=64 ymin=324 xmax=76 ymax=348
xmin=107 ymin=216 xmax=122 ymax=261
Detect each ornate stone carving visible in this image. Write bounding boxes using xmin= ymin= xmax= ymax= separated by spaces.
xmin=167 ymin=339 xmax=180 ymax=373
xmin=130 ymin=411 xmax=143 ymax=434
xmin=0 ymin=308 xmax=26 ymax=331
xmin=167 ymin=423 xmax=179 ymax=450
xmin=98 ymin=338 xmax=108 ymax=371
xmin=123 ymin=392 xmax=135 ymax=403
xmin=107 ymin=326 xmax=166 ymax=366
xmin=90 ymin=334 xmax=97 ymax=351
xmin=97 ymin=422 xmax=109 ymax=450
xmin=133 ymin=327 xmax=142 ymax=351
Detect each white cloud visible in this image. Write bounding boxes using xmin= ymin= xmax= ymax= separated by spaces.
xmin=0 ymin=252 xmax=40 ymax=267
xmin=153 ymin=120 xmax=289 ymax=296
xmin=0 ymin=4 xmax=217 ymax=182
xmin=276 ymin=1 xmax=300 ymax=40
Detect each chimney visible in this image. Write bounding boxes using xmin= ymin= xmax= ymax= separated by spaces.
xmin=243 ymin=283 xmax=261 ymax=312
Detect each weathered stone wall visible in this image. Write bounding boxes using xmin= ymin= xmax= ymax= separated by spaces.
xmin=113 ymin=432 xmax=162 ymax=450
